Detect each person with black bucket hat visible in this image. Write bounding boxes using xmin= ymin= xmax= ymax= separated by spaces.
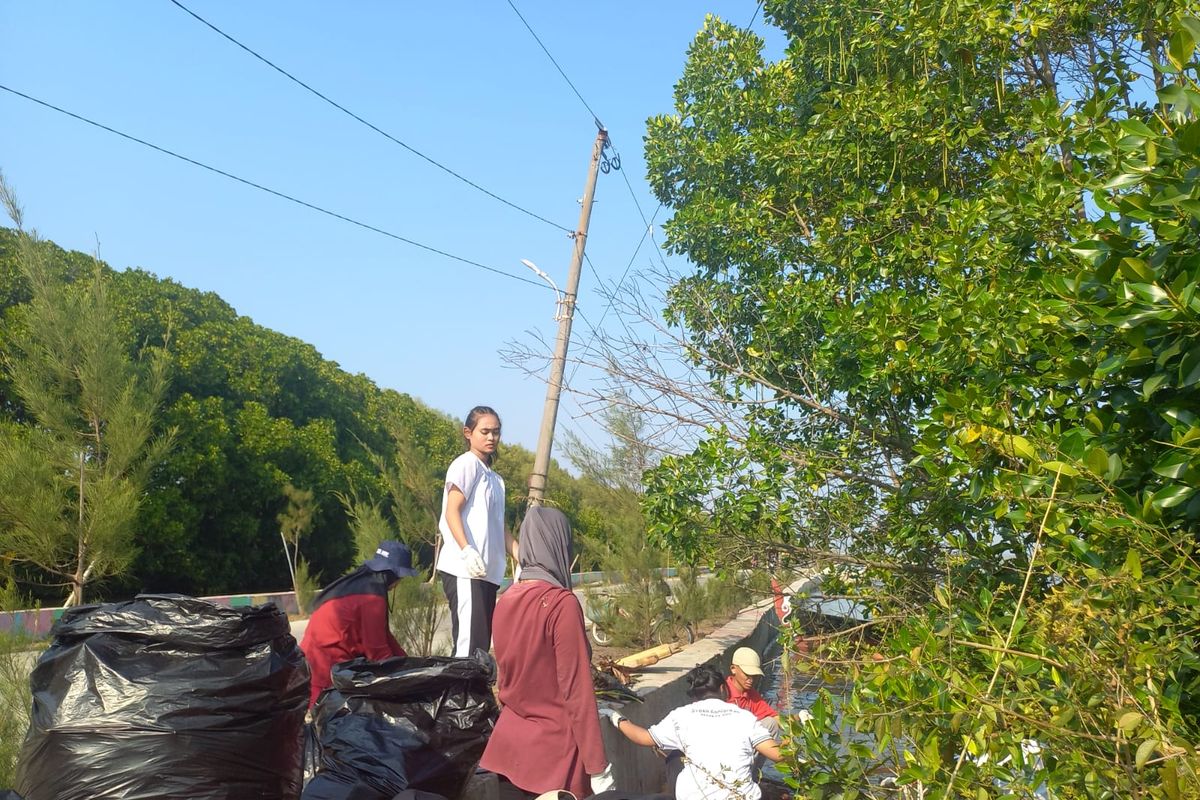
xmin=300 ymin=539 xmax=419 ymax=707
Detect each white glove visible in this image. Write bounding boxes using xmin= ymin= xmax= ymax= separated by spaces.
xmin=461 ymin=545 xmax=487 ymax=578
xmin=589 ymin=763 xmax=615 ymax=794
xmin=598 ymin=707 xmax=625 ymax=727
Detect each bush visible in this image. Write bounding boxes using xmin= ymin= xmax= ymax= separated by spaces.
xmin=0 ymin=583 xmax=37 ymax=788
xmin=293 ymin=556 xmax=321 ymax=616
xmin=703 ymin=571 xmax=754 ymax=619
xmin=572 ymin=512 xmax=665 ymax=647
xmin=389 ymin=577 xmax=448 ymax=656
xmin=671 ymin=565 xmax=709 ymax=626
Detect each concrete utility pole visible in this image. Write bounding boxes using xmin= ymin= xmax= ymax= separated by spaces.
xmin=527 ymin=127 xmax=608 ymax=506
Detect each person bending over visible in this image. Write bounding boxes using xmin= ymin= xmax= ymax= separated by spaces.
xmin=299 ymin=540 xmax=417 ymax=707
xmin=602 ymin=664 xmax=780 ymax=800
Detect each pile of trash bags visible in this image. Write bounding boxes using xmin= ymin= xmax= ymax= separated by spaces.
xmin=10 ymin=594 xmax=498 ymax=800
xmin=304 ymin=653 xmax=498 ymax=800
xmin=16 ymin=594 xmax=310 ymax=800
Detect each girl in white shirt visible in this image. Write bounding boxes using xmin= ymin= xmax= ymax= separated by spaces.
xmin=435 ymin=406 xmax=518 ymax=657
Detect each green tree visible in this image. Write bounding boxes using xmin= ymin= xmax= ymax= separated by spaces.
xmin=0 ymin=218 xmax=643 ymax=602
xmin=639 ymin=3 xmax=1200 ymax=796
xmin=0 ymin=176 xmax=172 ymax=605
xmin=566 ymin=404 xmax=672 ymax=645
xmin=277 ymin=482 xmax=317 ymax=607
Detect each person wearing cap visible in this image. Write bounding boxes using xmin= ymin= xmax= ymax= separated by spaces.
xmin=480 ymin=507 xmax=613 ymax=798
xmin=299 ymin=540 xmax=418 ymax=707
xmin=726 ymin=647 xmax=779 ymax=735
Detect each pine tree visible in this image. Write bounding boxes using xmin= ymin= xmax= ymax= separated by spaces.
xmin=0 ymin=173 xmax=172 ymax=605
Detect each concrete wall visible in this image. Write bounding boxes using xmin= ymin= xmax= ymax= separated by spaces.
xmin=602 ymin=575 xmax=817 ymax=793
xmin=0 ymin=590 xmax=301 ymax=638
xmin=0 ymin=568 xmax=686 ymax=640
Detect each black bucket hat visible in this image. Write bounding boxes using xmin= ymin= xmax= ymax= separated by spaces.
xmin=363 ymin=540 xmax=419 ymax=578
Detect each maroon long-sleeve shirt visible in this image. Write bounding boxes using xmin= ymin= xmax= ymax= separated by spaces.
xmin=300 ymin=569 xmax=406 ymax=707
xmin=480 ymin=580 xmax=607 ymax=797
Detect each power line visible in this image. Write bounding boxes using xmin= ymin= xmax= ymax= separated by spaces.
xmin=748 ymin=1 xmax=764 ymax=28
xmin=168 ymin=0 xmax=573 ymax=235
xmin=504 ymin=0 xmax=605 ymax=129
xmin=0 ymin=83 xmax=551 ymax=291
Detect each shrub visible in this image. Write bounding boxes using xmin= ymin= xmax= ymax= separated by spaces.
xmin=389 ymin=577 xmax=448 ymax=656
xmin=0 ymin=583 xmax=37 ymax=788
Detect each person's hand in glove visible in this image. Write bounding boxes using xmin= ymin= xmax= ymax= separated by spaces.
xmin=598 ymin=707 xmax=625 ymax=727
xmin=461 ymin=545 xmax=487 ymax=578
xmin=589 ymin=763 xmax=615 ymax=794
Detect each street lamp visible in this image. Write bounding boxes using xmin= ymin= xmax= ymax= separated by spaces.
xmin=521 ymin=259 xmax=564 ymax=320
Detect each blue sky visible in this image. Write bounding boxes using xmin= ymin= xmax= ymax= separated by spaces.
xmin=1 ymin=1 xmax=777 ymax=459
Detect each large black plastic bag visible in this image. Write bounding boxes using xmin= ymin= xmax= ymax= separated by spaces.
xmin=304 ymin=654 xmax=498 ymax=800
xmin=17 ymin=594 xmax=310 ymax=800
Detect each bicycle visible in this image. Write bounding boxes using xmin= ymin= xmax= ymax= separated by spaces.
xmin=585 ymin=590 xmax=696 ymax=647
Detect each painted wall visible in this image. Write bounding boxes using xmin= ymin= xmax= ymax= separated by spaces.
xmin=0 ymin=591 xmax=301 ymax=639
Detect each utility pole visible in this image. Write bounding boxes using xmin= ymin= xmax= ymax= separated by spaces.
xmin=527 ymin=127 xmax=609 ymax=506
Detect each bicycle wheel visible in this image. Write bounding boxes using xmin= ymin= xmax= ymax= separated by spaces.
xmin=654 ymin=615 xmax=696 ymax=646
xmin=590 ymin=619 xmax=612 ymax=646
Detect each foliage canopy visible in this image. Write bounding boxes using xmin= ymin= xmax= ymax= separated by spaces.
xmin=642 ymin=1 xmax=1200 ymax=795
xmin=0 ymin=225 xmax=614 ymax=601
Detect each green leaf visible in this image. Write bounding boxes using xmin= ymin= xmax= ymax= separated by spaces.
xmin=1107 ymin=453 xmax=1125 ymax=482
xmin=1183 ymin=16 xmax=1200 ymax=44
xmin=1123 ymin=549 xmax=1143 ymax=580
xmin=1167 ymin=27 xmax=1196 ymax=70
xmin=1104 ymin=173 xmax=1145 ymax=190
xmin=1085 ymin=447 xmax=1110 ymax=476
xmin=1040 ymin=460 xmax=1080 ymax=476
xmin=1152 ymin=484 xmax=1196 ymax=510
xmin=1118 ymin=119 xmax=1156 ymax=138
xmin=1179 ymin=348 xmax=1200 ymax=387
xmin=1127 ymin=283 xmax=1170 ymax=304
xmin=1069 ymin=240 xmax=1110 ymax=260
xmin=1010 ymin=436 xmax=1038 ymax=461
xmin=1159 ymin=83 xmax=1190 ymax=108
xmin=1144 ymin=371 xmax=1170 ymax=399
xmin=1118 ymin=257 xmax=1155 ymax=282
xmin=1135 ymin=738 xmax=1158 ymax=770
xmin=1152 ymin=450 xmax=1190 ymax=479
xmin=1164 ymin=755 xmax=1182 ymax=800
xmin=1117 ymin=710 xmax=1143 ymax=733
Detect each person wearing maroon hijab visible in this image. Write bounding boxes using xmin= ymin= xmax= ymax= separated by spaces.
xmin=480 ymin=507 xmax=613 ymax=797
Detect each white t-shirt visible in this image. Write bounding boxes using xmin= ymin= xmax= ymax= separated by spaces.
xmin=649 ymin=698 xmax=772 ymax=800
xmin=435 ymin=451 xmax=507 ymax=584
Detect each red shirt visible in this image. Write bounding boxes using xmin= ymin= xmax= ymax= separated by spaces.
xmin=725 ymin=675 xmax=778 ymax=720
xmin=481 ymin=581 xmax=607 ymax=797
xmin=300 ymin=574 xmax=406 ymax=707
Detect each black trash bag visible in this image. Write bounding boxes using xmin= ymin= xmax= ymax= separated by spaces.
xmin=304 ymin=721 xmax=322 ymax=785
xmin=390 ymin=791 xmax=447 ymax=800
xmin=304 ymin=653 xmax=498 ymax=800
xmin=0 ymin=792 xmax=26 ymax=800
xmin=17 ymin=594 xmax=310 ymax=800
